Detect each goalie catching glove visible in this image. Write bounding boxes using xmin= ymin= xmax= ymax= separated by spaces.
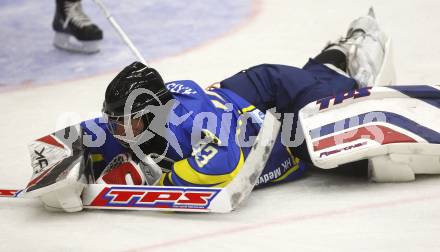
xmin=96 ymin=153 xmax=162 ymax=186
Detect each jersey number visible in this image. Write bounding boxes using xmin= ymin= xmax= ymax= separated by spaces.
xmin=195 ymin=146 xmax=218 ymax=168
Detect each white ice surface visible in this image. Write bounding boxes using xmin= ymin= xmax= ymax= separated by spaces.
xmin=1 ymin=0 xmax=440 ymax=251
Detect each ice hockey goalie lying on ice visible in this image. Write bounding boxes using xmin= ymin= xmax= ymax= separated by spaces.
xmin=25 ymin=11 xmax=440 ymax=212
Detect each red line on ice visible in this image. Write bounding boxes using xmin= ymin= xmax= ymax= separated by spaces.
xmin=126 ymin=192 xmax=440 ymax=252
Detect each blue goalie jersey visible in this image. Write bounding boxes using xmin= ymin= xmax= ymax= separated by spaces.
xmin=81 ymin=80 xmax=308 ymax=188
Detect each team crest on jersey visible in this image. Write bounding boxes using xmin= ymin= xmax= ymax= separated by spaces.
xmin=90 ymin=186 xmax=221 ymax=210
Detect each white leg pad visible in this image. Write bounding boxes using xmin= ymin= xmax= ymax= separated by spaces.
xmin=368 ymin=155 xmax=415 ymax=182
xmin=369 ymin=154 xmax=440 ymax=182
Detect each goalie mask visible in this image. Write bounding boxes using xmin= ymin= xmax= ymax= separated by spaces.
xmin=102 ymin=61 xmax=172 ymax=147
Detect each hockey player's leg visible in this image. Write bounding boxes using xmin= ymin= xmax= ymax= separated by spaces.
xmin=313 ymin=49 xmax=349 ymax=76
xmin=53 ymin=0 xmax=103 ymax=54
xmin=320 ymin=8 xmax=396 ymax=87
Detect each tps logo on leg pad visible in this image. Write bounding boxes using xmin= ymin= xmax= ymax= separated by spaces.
xmin=317 ymin=87 xmax=372 ymax=110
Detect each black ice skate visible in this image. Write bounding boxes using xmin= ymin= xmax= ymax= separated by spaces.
xmin=52 ymin=0 xmax=103 ymax=54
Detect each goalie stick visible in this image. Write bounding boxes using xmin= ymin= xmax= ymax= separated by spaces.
xmin=0 ymin=112 xmax=280 ymax=213
xmin=92 ymin=0 xmax=147 ymax=65
xmin=0 ymin=189 xmax=23 ymax=198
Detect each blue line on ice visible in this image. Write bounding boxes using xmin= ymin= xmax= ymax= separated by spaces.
xmin=0 ymin=0 xmax=252 ymax=87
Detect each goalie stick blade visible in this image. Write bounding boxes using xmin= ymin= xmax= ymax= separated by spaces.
xmin=82 ymin=184 xmax=227 ymax=213
xmin=0 ymin=189 xmax=24 ymax=198
xmin=82 ymin=112 xmax=281 ymax=213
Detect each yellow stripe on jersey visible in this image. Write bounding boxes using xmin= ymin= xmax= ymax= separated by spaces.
xmin=205 ymin=90 xmax=229 ymax=111
xmin=236 ymin=118 xmax=244 ymax=137
xmin=240 ymin=105 xmax=256 ymax=114
xmin=173 ymin=149 xmax=245 ymax=187
xmin=159 ymin=173 xmax=167 ymax=186
xmin=211 ymin=99 xmax=229 ymax=110
xmin=205 ymin=90 xmax=226 ymax=101
xmin=159 ymin=172 xmax=174 ymax=186
xmin=90 ymin=154 xmax=104 ymax=162
xmin=272 ymin=148 xmax=300 ymax=182
xmin=168 ymin=172 xmax=174 ymax=184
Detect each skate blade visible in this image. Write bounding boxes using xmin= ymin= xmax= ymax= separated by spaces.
xmin=368 ymin=7 xmax=376 ymax=19
xmin=53 ymin=32 xmax=100 ymax=54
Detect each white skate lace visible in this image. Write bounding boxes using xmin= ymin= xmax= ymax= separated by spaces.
xmin=63 ymin=1 xmax=93 ymax=29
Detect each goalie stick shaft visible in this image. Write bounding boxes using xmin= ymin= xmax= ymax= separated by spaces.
xmin=92 ymin=0 xmax=147 ymax=65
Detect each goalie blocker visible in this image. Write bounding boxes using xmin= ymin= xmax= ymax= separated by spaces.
xmin=299 ymin=85 xmax=440 ymax=182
